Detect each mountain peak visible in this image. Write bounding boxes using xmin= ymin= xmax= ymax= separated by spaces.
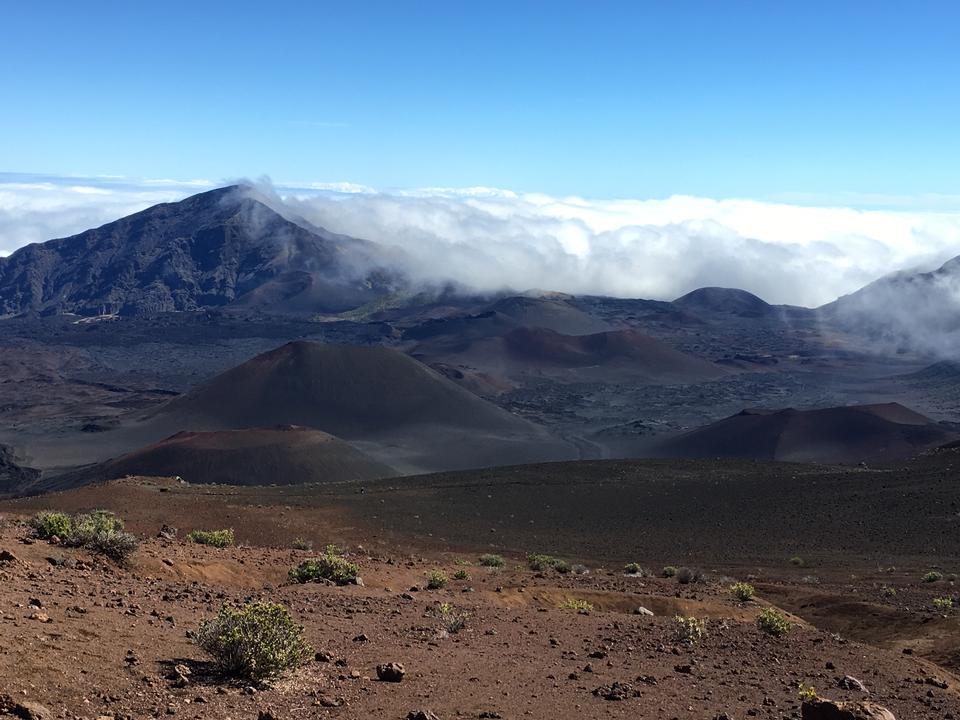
xmin=0 ymin=186 xmax=394 ymax=318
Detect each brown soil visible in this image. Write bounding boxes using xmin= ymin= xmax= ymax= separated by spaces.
xmin=1 ymin=453 xmax=959 ymax=718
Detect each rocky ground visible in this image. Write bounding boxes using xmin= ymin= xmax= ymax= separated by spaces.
xmin=1 ymin=476 xmax=959 ymax=719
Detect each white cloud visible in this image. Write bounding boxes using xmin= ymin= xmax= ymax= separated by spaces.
xmin=3 ymin=173 xmax=960 ymax=308
xmin=278 ymin=186 xmax=960 ymax=307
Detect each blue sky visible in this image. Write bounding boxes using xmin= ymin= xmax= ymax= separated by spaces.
xmin=1 ymin=1 xmax=958 ymax=200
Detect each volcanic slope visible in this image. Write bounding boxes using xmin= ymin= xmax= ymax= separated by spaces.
xmin=0 ymin=184 xmax=393 ymax=317
xmin=31 ymin=425 xmax=394 ymax=494
xmin=412 ymin=324 xmax=726 ymax=387
xmin=143 ymin=340 xmax=576 ymax=473
xmin=651 ymin=402 xmax=958 ymax=464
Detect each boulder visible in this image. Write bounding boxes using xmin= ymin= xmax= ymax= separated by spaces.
xmin=802 ymin=698 xmax=895 ymax=720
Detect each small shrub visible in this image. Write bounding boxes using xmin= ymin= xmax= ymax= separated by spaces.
xmin=478 ymin=554 xmax=505 ymax=568
xmin=932 ymin=597 xmax=954 ymax=612
xmin=623 ymin=562 xmax=645 ymax=576
xmin=662 ymin=565 xmax=677 ymax=578
xmin=29 ymin=511 xmax=73 ymax=540
xmin=88 ymin=530 xmax=139 ymax=564
xmin=673 ymin=615 xmax=707 ymax=643
xmin=756 ymin=607 xmax=792 ymax=637
xmin=922 ymin=570 xmax=944 ymax=583
xmin=187 ymin=529 xmax=235 ymax=548
xmin=880 ymin=585 xmax=897 ymax=598
xmin=437 ymin=603 xmax=469 ymax=633
xmin=552 ymin=559 xmax=572 ymax=574
xmin=29 ymin=510 xmax=136 ymax=564
xmin=731 ymin=582 xmax=755 ymax=601
xmin=797 ymin=683 xmax=818 ymax=702
xmin=454 ymin=558 xmax=472 ymax=566
xmin=289 ymin=548 xmax=359 ymax=585
xmin=789 ymin=556 xmax=805 ymax=567
xmin=527 ymin=553 xmax=556 ymax=571
xmin=426 ymin=569 xmax=448 ymax=590
xmin=453 ymin=568 xmax=470 ymax=581
xmin=195 ymin=601 xmax=311 ymax=682
xmin=558 ymin=598 xmax=593 ymax=611
xmin=291 ymin=537 xmax=312 ymax=551
xmin=676 ymin=567 xmax=702 ymax=584
xmin=66 ymin=510 xmax=124 ymax=547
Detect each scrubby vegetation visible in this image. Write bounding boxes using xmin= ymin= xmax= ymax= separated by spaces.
xmin=789 ymin=556 xmax=805 ymax=567
xmin=922 ymin=570 xmax=944 ymax=583
xmin=527 ymin=553 xmax=571 ymax=573
xmin=933 ymin=597 xmax=954 ymax=612
xmin=558 ymin=598 xmax=593 ymax=611
xmin=187 ymin=528 xmax=235 ymax=548
xmin=291 ymin=537 xmax=312 ymax=551
xmin=756 ymin=607 xmax=792 ymax=637
xmin=437 ymin=602 xmax=469 ymax=633
xmin=623 ymin=562 xmax=646 ymax=576
xmin=730 ymin=582 xmax=755 ymax=601
xmin=28 ymin=510 xmax=138 ymax=564
xmin=29 ymin=511 xmax=73 ymax=540
xmin=676 ymin=566 xmax=702 ymax=584
xmin=662 ymin=565 xmax=678 ymax=578
xmin=478 ymin=553 xmax=505 ymax=568
xmin=673 ymin=615 xmax=707 ymax=643
xmin=797 ymin=683 xmax=818 ymax=702
xmin=289 ymin=546 xmax=359 ymax=585
xmin=426 ymin=569 xmax=448 ymax=589
xmin=196 ymin=601 xmax=311 ymax=682
xmin=453 ymin=568 xmax=470 ymax=580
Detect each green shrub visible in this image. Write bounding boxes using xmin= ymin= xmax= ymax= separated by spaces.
xmin=29 ymin=510 xmax=137 ymax=564
xmin=673 ymin=615 xmax=707 ymax=643
xmin=88 ymin=530 xmax=139 ymax=564
xmin=756 ymin=607 xmax=792 ymax=637
xmin=558 ymin=598 xmax=593 ymax=611
xmin=196 ymin=601 xmax=311 ymax=682
xmin=67 ymin=510 xmax=123 ymax=547
xmin=662 ymin=565 xmax=678 ymax=578
xmin=29 ymin=511 xmax=73 ymax=540
xmin=731 ymin=582 xmax=755 ymax=601
xmin=789 ymin=556 xmax=805 ymax=567
xmin=881 ymin=585 xmax=897 ymax=598
xmin=624 ymin=563 xmax=645 ymax=576
xmin=797 ymin=683 xmax=818 ymax=702
xmin=426 ymin=569 xmax=448 ymax=590
xmin=527 ymin=553 xmax=570 ymax=572
xmin=922 ymin=570 xmax=944 ymax=583
xmin=478 ymin=554 xmax=505 ymax=568
xmin=187 ymin=529 xmax=235 ymax=548
xmin=291 ymin=537 xmax=312 ymax=551
xmin=453 ymin=568 xmax=470 ymax=581
xmin=289 ymin=547 xmax=359 ymax=585
xmin=932 ymin=597 xmax=954 ymax=612
xmin=527 ymin=553 xmax=555 ymax=571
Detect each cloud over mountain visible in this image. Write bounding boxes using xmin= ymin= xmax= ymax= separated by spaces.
xmin=4 ymin=173 xmax=960 ymax=307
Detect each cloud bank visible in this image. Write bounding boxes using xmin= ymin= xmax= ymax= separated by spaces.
xmin=3 ymin=173 xmax=960 ymax=308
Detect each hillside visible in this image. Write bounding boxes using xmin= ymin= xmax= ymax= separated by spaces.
xmin=145 ymin=340 xmax=575 ymax=472
xmin=650 ymin=402 xmax=957 ymax=464
xmin=0 ymin=185 xmax=393 ymax=317
xmin=29 ymin=426 xmax=394 ymax=494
